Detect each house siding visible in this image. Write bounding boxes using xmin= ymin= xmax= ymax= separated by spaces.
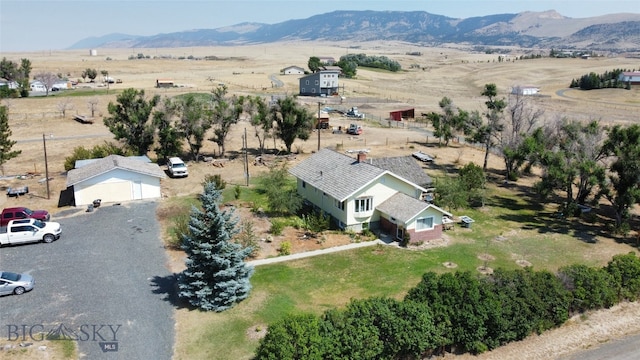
xmin=345 ymin=173 xmax=419 ymax=227
xmin=299 ymin=70 xmax=339 ymax=96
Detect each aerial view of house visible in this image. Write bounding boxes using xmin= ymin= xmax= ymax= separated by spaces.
xmin=290 ymin=148 xmax=451 ymax=243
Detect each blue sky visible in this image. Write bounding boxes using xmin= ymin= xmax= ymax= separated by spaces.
xmin=1 ymin=0 xmax=638 ymax=52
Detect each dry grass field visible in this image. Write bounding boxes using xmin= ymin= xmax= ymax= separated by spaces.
xmin=2 ymin=41 xmax=640 ymax=359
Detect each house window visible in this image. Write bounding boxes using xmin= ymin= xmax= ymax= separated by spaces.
xmin=306 ymin=80 xmax=309 ymax=85
xmin=315 ymin=80 xmax=319 ymax=85
xmin=302 ymin=181 xmax=306 ymax=188
xmin=335 ymin=199 xmax=344 ymax=210
xmin=355 ymin=197 xmax=373 ymax=213
xmin=416 ymin=216 xmax=434 ymax=231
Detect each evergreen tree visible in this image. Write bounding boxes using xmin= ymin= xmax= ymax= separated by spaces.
xmin=0 ymin=106 xmax=21 ymax=174
xmin=178 ymin=181 xmax=254 ymax=311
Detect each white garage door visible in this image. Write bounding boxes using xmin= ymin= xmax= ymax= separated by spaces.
xmin=76 ymin=181 xmax=132 ymax=205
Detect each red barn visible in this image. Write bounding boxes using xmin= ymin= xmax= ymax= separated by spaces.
xmin=389 ymin=108 xmax=415 ymax=121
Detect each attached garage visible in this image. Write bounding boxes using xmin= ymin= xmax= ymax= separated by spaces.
xmin=66 ymin=155 xmax=166 ymax=206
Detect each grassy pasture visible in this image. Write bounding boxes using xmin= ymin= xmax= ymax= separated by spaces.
xmin=172 ymin=181 xmax=635 ymax=360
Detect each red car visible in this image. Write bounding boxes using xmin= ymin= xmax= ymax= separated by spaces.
xmin=1 ymin=207 xmax=50 ymax=227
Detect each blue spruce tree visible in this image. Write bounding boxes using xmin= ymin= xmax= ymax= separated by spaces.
xmin=178 ymin=181 xmax=254 ymax=311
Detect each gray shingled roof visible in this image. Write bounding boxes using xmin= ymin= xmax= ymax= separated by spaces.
xmin=66 ymin=155 xmax=166 ymax=186
xmin=369 ymin=156 xmax=432 ymax=186
xmin=377 ymin=192 xmax=452 ymax=223
xmin=289 ymin=148 xmax=386 ymax=201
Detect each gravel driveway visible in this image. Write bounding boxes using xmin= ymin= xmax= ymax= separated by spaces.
xmin=0 ymin=201 xmax=174 ymax=359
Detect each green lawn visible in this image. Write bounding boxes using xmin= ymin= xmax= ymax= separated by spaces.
xmin=172 ymin=182 xmax=635 ymax=360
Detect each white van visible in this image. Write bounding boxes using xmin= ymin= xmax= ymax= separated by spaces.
xmin=167 ymin=157 xmax=188 ymax=178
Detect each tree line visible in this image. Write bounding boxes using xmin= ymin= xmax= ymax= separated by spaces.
xmin=254 ymin=252 xmax=640 ymax=359
xmin=569 ymin=68 xmax=635 ymax=90
xmin=307 ymin=53 xmax=402 ymax=78
xmin=424 ymin=83 xmax=640 ymax=232
xmin=91 ymin=86 xmax=315 ymax=164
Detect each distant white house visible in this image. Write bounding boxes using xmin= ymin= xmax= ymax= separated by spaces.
xmin=618 ymin=71 xmax=640 ymax=85
xmin=282 ymin=66 xmax=305 ymax=75
xmin=52 ymin=80 xmax=71 ymax=91
xmin=30 ymin=80 xmax=46 ymax=92
xmin=511 ymin=85 xmax=540 ymax=96
xmin=0 ymin=78 xmax=19 ymax=89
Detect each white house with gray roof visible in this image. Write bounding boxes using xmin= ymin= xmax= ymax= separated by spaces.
xmin=289 ymin=149 xmax=451 ymax=243
xmin=66 ymin=155 xmax=166 ymax=206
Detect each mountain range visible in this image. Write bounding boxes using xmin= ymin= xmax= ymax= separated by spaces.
xmin=69 ymin=10 xmax=640 ymax=51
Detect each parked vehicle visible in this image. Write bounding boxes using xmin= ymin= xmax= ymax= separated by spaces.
xmin=347 ymin=123 xmax=363 ymax=135
xmin=0 ymin=271 xmax=35 ymax=296
xmin=346 ymin=107 xmax=365 ymax=119
xmin=1 ymin=207 xmax=50 ymax=227
xmin=167 ymin=157 xmax=188 ymax=178
xmin=0 ymin=219 xmax=61 ymax=246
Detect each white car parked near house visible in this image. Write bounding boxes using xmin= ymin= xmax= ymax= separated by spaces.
xmin=167 ymin=157 xmax=188 ymax=178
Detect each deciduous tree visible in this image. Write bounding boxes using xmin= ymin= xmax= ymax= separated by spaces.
xmin=600 ymin=124 xmax=640 ymax=229
xmin=244 ymin=95 xmax=272 ymax=154
xmin=499 ymin=92 xmax=544 ymax=180
xmin=33 ymin=71 xmax=58 ymax=96
xmin=257 ymin=163 xmax=302 ymax=215
xmin=270 ymin=95 xmax=313 ymax=153
xmin=465 ymin=84 xmax=506 ymax=171
xmin=103 ymin=88 xmax=159 ymax=155
xmin=86 ymin=97 xmax=99 ymax=117
xmin=427 ymin=97 xmax=466 ymax=146
xmin=210 ymin=85 xmax=242 ymax=157
xmin=174 ymin=94 xmax=211 ymax=161
xmin=152 ymin=97 xmax=183 ymax=163
xmin=307 ymin=56 xmax=322 ymax=73
xmin=57 ymin=98 xmax=74 ymax=118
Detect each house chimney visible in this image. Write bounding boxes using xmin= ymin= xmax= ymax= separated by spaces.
xmin=357 ymin=152 xmax=367 ymax=163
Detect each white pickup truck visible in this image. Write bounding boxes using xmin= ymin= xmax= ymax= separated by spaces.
xmin=0 ymin=219 xmax=62 ymax=246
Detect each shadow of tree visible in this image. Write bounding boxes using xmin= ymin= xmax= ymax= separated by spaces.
xmin=150 ymin=274 xmax=193 ymax=309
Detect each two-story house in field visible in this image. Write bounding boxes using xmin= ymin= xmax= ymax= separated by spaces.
xmin=289 ymin=149 xmax=452 ymax=243
xmin=299 ymin=69 xmax=340 ymax=96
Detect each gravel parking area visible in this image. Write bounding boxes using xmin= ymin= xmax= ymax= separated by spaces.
xmin=0 ymin=201 xmax=174 ymax=359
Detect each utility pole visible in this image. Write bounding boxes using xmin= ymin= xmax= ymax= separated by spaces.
xmin=317 ymin=101 xmax=321 ymax=151
xmin=42 ymin=134 xmax=50 ymax=200
xmin=244 ymin=128 xmax=249 ymax=186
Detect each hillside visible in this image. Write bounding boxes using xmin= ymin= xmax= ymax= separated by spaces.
xmin=69 ymin=10 xmax=640 ymax=52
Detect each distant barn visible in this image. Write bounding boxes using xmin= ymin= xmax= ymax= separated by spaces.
xmin=389 ymin=108 xmax=415 ymax=121
xmin=156 ymin=79 xmax=174 ymax=88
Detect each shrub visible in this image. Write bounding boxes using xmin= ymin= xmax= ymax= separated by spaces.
xmin=270 ymin=219 xmax=286 ymax=235
xmin=167 ymin=213 xmax=189 ymax=249
xmin=234 ymin=184 xmax=241 ymax=200
xmin=302 ymin=211 xmax=330 ymax=233
xmin=203 ymin=174 xmax=226 ymax=190
xmin=278 ymin=241 xmax=291 ymax=255
xmin=236 ymin=220 xmax=260 ymax=258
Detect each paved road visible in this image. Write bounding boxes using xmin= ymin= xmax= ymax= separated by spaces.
xmin=558 ymin=332 xmax=640 ymax=360
xmin=0 ymin=201 xmax=174 ymax=359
